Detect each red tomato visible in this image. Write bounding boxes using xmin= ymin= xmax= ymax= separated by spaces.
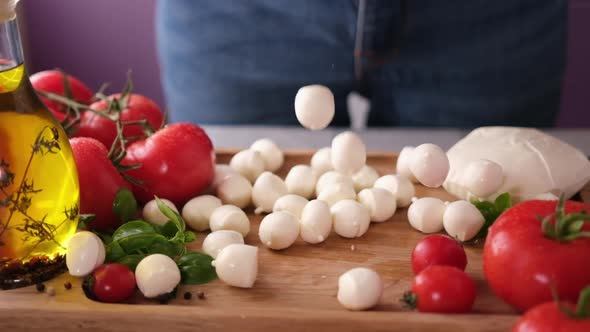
xmin=31 ymin=70 xmax=93 ymax=112
xmin=121 ymin=122 xmax=215 ymax=205
xmin=484 ymin=200 xmax=590 ymax=312
xmin=406 ymin=265 xmax=476 ymax=313
xmin=513 ymin=302 xmax=590 ymax=332
xmin=411 ymin=234 xmax=467 ymax=274
xmin=70 ymin=137 xmax=132 ymax=231
xmin=91 ymin=264 xmax=136 ymax=303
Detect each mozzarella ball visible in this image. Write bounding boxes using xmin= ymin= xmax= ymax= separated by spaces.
xmin=212 ymin=164 xmax=238 ymax=189
xmin=409 ymin=143 xmax=450 ymax=188
xmin=337 ymin=267 xmax=383 ymax=311
xmin=352 ymin=165 xmax=380 ymax=192
xmin=229 ymin=149 xmax=265 ymax=183
xmin=443 ymin=200 xmax=485 ymax=241
xmin=294 ymin=84 xmax=335 ymax=130
xmin=209 ymin=205 xmax=250 ymax=237
xmin=310 ymin=147 xmax=333 ymax=175
xmin=462 ymin=159 xmax=504 ymax=198
xmin=258 ymin=211 xmax=300 ymax=250
xmin=533 ymin=192 xmax=559 ymax=201
xmin=316 ymin=171 xmax=354 ymax=196
xmin=135 ymin=254 xmax=181 ymax=298
xmin=182 ymin=195 xmax=222 ymax=231
xmin=285 ymin=164 xmax=317 ymax=199
xmin=212 ymin=244 xmax=258 ymax=288
xmin=396 ymin=146 xmax=418 ymax=183
xmin=331 ymin=200 xmax=371 ymax=238
xmin=252 ymin=172 xmax=288 ymax=214
xmin=215 ymin=174 xmax=252 ymax=209
xmin=331 ymin=131 xmax=366 ymax=175
xmin=250 ymin=138 xmax=284 ymax=172
xmin=300 ymin=200 xmax=332 ymax=244
xmin=317 ymin=182 xmax=356 ymax=207
xmin=66 ymin=231 xmax=105 ymax=277
xmin=273 ymin=194 xmax=309 ymax=219
xmin=407 ymin=197 xmax=446 ymax=233
xmin=357 ymin=187 xmax=397 ymax=223
xmin=373 ymin=174 xmax=416 ymax=208
xmin=142 ymin=198 xmax=179 ymax=226
xmin=202 ymin=230 xmax=245 ymax=258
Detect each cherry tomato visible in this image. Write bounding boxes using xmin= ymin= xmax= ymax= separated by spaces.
xmin=411 ymin=234 xmax=467 ymax=274
xmin=91 ymin=263 xmax=136 ymax=303
xmin=31 ymin=70 xmax=93 ymax=112
xmin=513 ymin=301 xmax=590 ymax=332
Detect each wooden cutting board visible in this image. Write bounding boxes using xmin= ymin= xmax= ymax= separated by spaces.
xmin=0 ymin=150 xmax=588 ymax=332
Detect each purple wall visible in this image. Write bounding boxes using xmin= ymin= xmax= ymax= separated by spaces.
xmin=20 ymin=0 xmax=590 ymax=127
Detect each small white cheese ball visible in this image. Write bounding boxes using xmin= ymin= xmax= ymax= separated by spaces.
xmin=209 ymin=205 xmax=250 ymax=237
xmin=66 ymin=231 xmax=105 ymax=277
xmin=273 ymin=194 xmax=309 ymax=219
xmin=396 ymin=146 xmax=418 ymax=183
xmin=462 ymin=159 xmax=504 ymax=198
xmin=331 ymin=200 xmax=371 ymax=238
xmin=373 ymin=174 xmax=416 ymax=208
xmin=258 ymin=211 xmax=300 ymax=250
xmin=212 ymin=164 xmax=239 ymax=189
xmin=299 ymin=200 xmax=332 ymax=244
xmin=294 ymin=84 xmax=335 ymax=130
xmin=252 ymin=171 xmax=288 ymax=214
xmin=315 ymin=171 xmax=354 ymax=196
xmin=229 ymin=149 xmax=265 ymax=183
xmin=442 ymin=200 xmax=485 ymax=241
xmin=212 ymin=244 xmax=258 ymax=288
xmin=357 ymin=187 xmax=397 ymax=223
xmin=331 ymin=131 xmax=367 ymax=175
xmin=317 ymin=182 xmax=356 ymax=207
xmin=181 ymin=195 xmax=222 ymax=231
xmin=143 ymin=198 xmax=179 ymax=226
xmin=215 ymin=174 xmax=252 ymax=208
xmin=202 ymin=230 xmax=245 ymax=258
xmin=250 ymin=138 xmax=284 ymax=172
xmin=407 ymin=197 xmax=446 ymax=233
xmin=310 ymin=147 xmax=334 ymax=175
xmin=352 ymin=165 xmax=379 ymax=192
xmin=409 ymin=143 xmax=450 ymax=188
xmin=285 ymin=164 xmax=317 ymax=199
xmin=337 ymin=267 xmax=383 ymax=311
xmin=135 ymin=254 xmax=181 ymax=298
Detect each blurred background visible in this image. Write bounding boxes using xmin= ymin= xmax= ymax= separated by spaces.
xmin=19 ymin=0 xmax=589 ymax=127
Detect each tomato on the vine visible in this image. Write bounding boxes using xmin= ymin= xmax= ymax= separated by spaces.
xmin=89 ymin=263 xmax=136 ymax=303
xmin=411 ymin=234 xmax=467 ymax=274
xmin=31 ymin=70 xmax=93 ymax=112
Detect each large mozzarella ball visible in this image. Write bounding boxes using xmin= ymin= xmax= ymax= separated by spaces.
xmin=142 ymin=198 xmax=178 ymax=226
xmin=294 ymin=84 xmax=335 ymax=130
xmin=331 ymin=131 xmax=366 ymax=175
xmin=273 ymin=194 xmax=309 ymax=219
xmin=212 ymin=164 xmax=239 ymax=189
xmin=337 ymin=267 xmax=383 ymax=311
xmin=317 ymin=182 xmax=356 ymax=207
xmin=407 ymin=197 xmax=446 ymax=233
xmin=258 ymin=211 xmax=300 ymax=250
xmin=357 ymin=187 xmax=397 ymax=222
xmin=315 ymin=171 xmax=354 ymax=196
xmin=443 ymin=200 xmax=485 ymax=241
xmin=396 ymin=146 xmax=418 ymax=183
xmin=135 ymin=254 xmax=181 ymax=298
xmin=213 ymin=244 xmax=258 ymax=288
xmin=331 ymin=200 xmax=371 ymax=238
xmin=250 ymin=138 xmax=284 ymax=172
xmin=209 ymin=205 xmax=250 ymax=237
xmin=66 ymin=231 xmax=105 ymax=277
xmin=409 ymin=143 xmax=450 ymax=188
xmin=229 ymin=149 xmax=265 ymax=183
xmin=299 ymin=200 xmax=332 ymax=244
xmin=373 ymin=174 xmax=416 ymax=208
xmin=215 ymin=174 xmax=252 ymax=208
xmin=182 ymin=195 xmax=222 ymax=231
xmin=462 ymin=159 xmax=504 ymax=198
xmin=352 ymin=165 xmax=379 ymax=192
xmin=202 ymin=230 xmax=245 ymax=258
xmin=285 ymin=164 xmax=317 ymax=199
xmin=310 ymin=147 xmax=333 ymax=175
xmin=252 ymin=172 xmax=288 ymax=214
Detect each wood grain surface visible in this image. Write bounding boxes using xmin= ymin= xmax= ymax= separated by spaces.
xmin=0 ymin=151 xmax=588 ymax=332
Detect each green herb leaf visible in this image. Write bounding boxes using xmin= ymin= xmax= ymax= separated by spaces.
xmin=184 ymin=231 xmax=196 ymax=243
xmin=78 ymin=214 xmax=95 ymax=230
xmin=470 ymin=193 xmax=512 ymax=242
xmin=112 ymin=188 xmax=138 ymax=222
xmin=117 ymin=254 xmax=146 ymax=271
xmin=494 ymin=193 xmax=512 ymax=212
xmin=156 ymin=197 xmax=185 ymax=232
xmin=105 ymin=240 xmax=127 ymax=262
xmin=155 ymin=221 xmax=181 ymax=239
xmin=178 ymin=252 xmax=217 ymax=285
xmin=146 ymin=237 xmax=185 ymax=257
xmin=112 ymin=220 xmax=156 ymax=241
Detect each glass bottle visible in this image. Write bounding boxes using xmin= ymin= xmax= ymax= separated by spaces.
xmin=0 ymin=1 xmax=79 ymax=289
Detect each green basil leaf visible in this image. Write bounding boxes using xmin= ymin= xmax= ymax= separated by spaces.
xmin=112 ymin=188 xmax=138 ymax=222
xmin=117 ymin=254 xmax=146 ymax=271
xmin=117 ymin=233 xmax=168 ymax=253
xmin=146 ymin=238 xmax=185 ymax=257
xmin=155 ymin=221 xmax=180 ymax=239
xmin=494 ymin=193 xmax=512 ymax=213
xmin=184 ymin=231 xmax=196 ymax=243
xmin=113 ymin=220 xmax=156 ymax=242
xmin=568 ymin=219 xmax=585 ymax=234
xmin=105 ymin=240 xmax=126 ymax=262
xmin=178 ymin=252 xmax=216 ymax=285
xmin=156 ymin=197 xmax=185 ymax=232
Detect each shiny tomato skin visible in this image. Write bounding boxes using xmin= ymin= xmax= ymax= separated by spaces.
xmin=122 ymin=122 xmax=215 ymax=205
xmin=513 ymin=302 xmax=590 ymax=332
xmin=31 ymin=70 xmax=93 ymax=111
xmin=484 ymin=200 xmax=590 ymax=312
xmin=92 ymin=263 xmax=136 ymax=303
xmin=411 ymin=234 xmax=467 ymax=274
xmin=412 ymin=265 xmax=476 ymax=313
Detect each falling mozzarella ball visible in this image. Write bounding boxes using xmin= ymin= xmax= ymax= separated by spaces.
xmin=357 ymin=187 xmax=397 ymax=222
xmin=215 ymin=174 xmax=252 ymax=208
xmin=331 ymin=200 xmax=371 ymax=238
xmin=373 ymin=174 xmax=415 ymax=208
xmin=229 ymin=149 xmax=265 ymax=183
xmin=294 ymin=84 xmax=335 ymax=130
xmin=462 ymin=159 xmax=504 ymax=198
xmin=409 ymin=143 xmax=450 ymax=188
xmin=273 ymin=194 xmax=309 ymax=219
xmin=209 ymin=205 xmax=250 ymax=237
xmin=252 ymin=172 xmax=288 ymax=214
xmin=331 ymin=131 xmax=367 ymax=175
xmin=250 ymin=138 xmax=284 ymax=173
xmin=212 ymin=164 xmax=239 ymax=189
xmin=352 ymin=165 xmax=379 ymax=192
xmin=66 ymin=231 xmax=105 ymax=277
xmin=310 ymin=147 xmax=333 ymax=175
xmin=315 ymin=171 xmax=354 ymax=196
xmin=258 ymin=211 xmax=300 ymax=250
xmin=407 ymin=197 xmax=446 ymax=233
xmin=317 ymin=182 xmax=356 ymax=207
xmin=337 ymin=267 xmax=383 ymax=311
xmin=299 ymin=200 xmax=332 ymax=244
xmin=135 ymin=254 xmax=181 ymax=298
xmin=202 ymin=230 xmax=245 ymax=258
xmin=212 ymin=244 xmax=258 ymax=288
xmin=181 ymin=195 xmax=222 ymax=231
xmin=396 ymin=146 xmax=418 ymax=183
xmin=442 ymin=200 xmax=485 ymax=241
xmin=142 ymin=198 xmax=178 ymax=226
xmin=285 ymin=164 xmax=317 ymax=199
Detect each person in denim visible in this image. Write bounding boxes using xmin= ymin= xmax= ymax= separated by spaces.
xmin=156 ymin=0 xmax=566 ymax=127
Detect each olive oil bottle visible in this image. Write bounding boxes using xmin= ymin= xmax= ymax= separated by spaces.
xmin=0 ymin=3 xmax=79 ymax=288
